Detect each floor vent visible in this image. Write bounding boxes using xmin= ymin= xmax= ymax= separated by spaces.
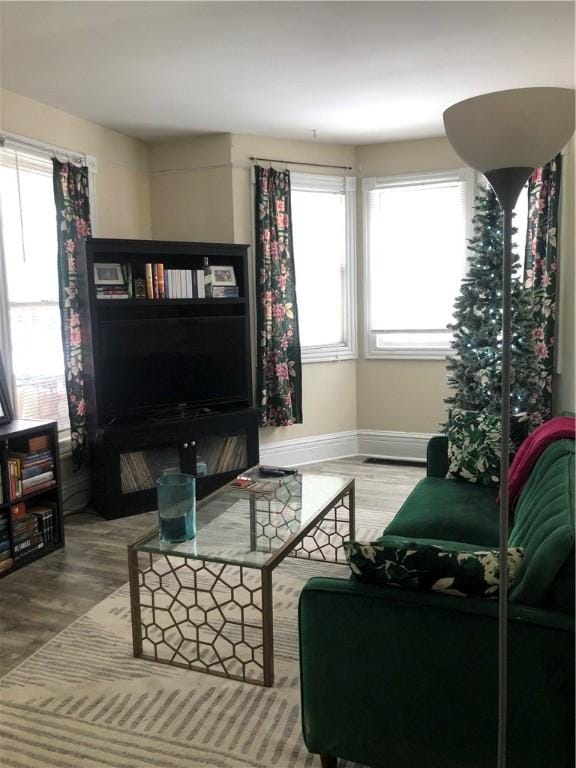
xmin=362 ymin=457 xmax=424 ymax=468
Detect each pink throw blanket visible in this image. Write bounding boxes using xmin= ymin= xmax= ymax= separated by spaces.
xmin=507 ymin=415 xmax=576 ymax=509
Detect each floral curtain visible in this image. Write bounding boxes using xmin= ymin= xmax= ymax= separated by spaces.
xmin=524 ymin=153 xmax=562 ymax=427
xmin=53 ymin=160 xmax=92 ymax=469
xmin=255 ymin=166 xmax=303 ymax=427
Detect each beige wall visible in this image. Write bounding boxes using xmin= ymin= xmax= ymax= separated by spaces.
xmin=0 ymin=89 xmax=151 ymax=239
xmin=554 ymin=136 xmax=575 ymax=415
xmin=230 ymin=134 xmax=358 ymax=445
xmin=356 ymin=137 xmax=465 ymax=434
xmin=149 ymin=134 xmax=235 ymax=242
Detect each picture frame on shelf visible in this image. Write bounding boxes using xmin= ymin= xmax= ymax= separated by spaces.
xmin=0 ymin=355 xmax=14 ymax=425
xmin=210 ymin=266 xmax=236 ymax=287
xmin=93 ymin=263 xmax=125 ymax=285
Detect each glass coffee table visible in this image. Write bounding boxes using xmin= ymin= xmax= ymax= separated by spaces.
xmin=128 ymin=472 xmax=355 ymax=686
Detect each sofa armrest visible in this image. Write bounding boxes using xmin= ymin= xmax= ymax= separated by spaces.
xmin=427 ymin=434 xmax=449 ymax=477
xmin=299 ymin=576 xmax=574 ymax=768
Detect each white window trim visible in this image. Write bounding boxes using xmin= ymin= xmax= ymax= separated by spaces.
xmin=0 ymin=133 xmax=97 ymax=454
xmin=291 ymin=172 xmax=357 ymax=363
xmin=362 ymin=168 xmax=476 ymax=360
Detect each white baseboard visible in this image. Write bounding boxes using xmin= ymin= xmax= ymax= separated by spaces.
xmin=357 ymin=430 xmax=432 ymax=463
xmin=259 ymin=430 xmax=359 ymax=467
xmin=259 ymin=429 xmax=432 ymax=467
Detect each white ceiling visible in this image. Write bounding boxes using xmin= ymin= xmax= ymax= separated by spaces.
xmin=1 ymin=1 xmax=574 ymax=145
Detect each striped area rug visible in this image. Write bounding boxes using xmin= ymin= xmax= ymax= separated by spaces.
xmin=1 ymin=560 xmax=353 ymax=768
xmin=0 ymin=464 xmax=423 ymax=768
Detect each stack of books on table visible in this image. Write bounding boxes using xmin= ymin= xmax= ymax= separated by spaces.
xmin=8 ymin=446 xmax=56 ymax=500
xmin=211 ymin=286 xmax=239 ymax=298
xmin=0 ymin=511 xmax=13 ymax=573
xmin=96 ymin=285 xmax=129 ymax=300
xmin=10 ymin=503 xmax=45 ymax=560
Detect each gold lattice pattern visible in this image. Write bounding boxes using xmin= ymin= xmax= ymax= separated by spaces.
xmin=136 ymin=553 xmax=265 ymax=683
xmin=290 ymin=496 xmax=351 ymax=563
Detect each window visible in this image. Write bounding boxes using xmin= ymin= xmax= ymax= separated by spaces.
xmin=0 ymin=147 xmax=69 ymax=437
xmin=363 ymin=169 xmax=475 ymax=358
xmin=291 ymin=173 xmax=356 ymax=362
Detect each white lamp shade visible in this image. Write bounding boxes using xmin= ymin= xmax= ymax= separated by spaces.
xmin=443 ymin=87 xmax=575 ymax=172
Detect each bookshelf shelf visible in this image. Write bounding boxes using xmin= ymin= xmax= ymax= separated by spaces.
xmin=0 ymin=419 xmax=64 ymax=579
xmin=95 ymin=297 xmax=248 ymax=306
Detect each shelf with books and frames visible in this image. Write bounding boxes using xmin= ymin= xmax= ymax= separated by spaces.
xmin=85 ymin=240 xmax=244 ymax=304
xmin=0 ymin=419 xmax=64 ymax=578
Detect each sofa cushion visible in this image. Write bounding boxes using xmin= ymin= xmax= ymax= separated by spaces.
xmin=384 ymin=477 xmax=500 ymax=546
xmin=344 ymin=537 xmax=524 ymax=598
xmin=447 ymin=409 xmax=501 ymax=487
xmin=508 ymin=439 xmax=574 ymax=611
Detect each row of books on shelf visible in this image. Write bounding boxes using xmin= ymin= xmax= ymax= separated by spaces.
xmin=0 ymin=502 xmax=57 ymax=573
xmin=7 ymin=444 xmax=56 ymax=501
xmin=94 ymin=262 xmax=239 ymax=300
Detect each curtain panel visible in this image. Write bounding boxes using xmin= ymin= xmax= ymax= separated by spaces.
xmin=254 ymin=166 xmax=303 ymax=427
xmin=524 ymin=153 xmax=562 ymax=426
xmin=53 ymin=160 xmax=92 ymax=469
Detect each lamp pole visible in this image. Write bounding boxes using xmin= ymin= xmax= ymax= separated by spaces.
xmin=484 ymin=167 xmax=532 ymax=768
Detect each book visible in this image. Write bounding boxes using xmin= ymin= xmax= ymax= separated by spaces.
xmin=196 ymin=269 xmax=206 ymax=298
xmin=10 ymin=502 xmax=26 ymax=520
xmin=28 ymin=435 xmax=49 ymax=453
xmin=121 ymin=263 xmax=133 ymax=298
xmin=29 ymin=505 xmax=55 ymax=546
xmin=153 ymin=263 xmax=159 ymax=299
xmin=21 ymin=462 xmax=54 ymax=480
xmin=145 ymin=263 xmax=154 ymax=299
xmin=22 ymin=471 xmax=54 ymax=491
xmin=157 ymin=263 xmax=165 ymax=299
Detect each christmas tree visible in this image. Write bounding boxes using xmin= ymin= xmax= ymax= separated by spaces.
xmin=445 ymin=186 xmax=537 ymax=426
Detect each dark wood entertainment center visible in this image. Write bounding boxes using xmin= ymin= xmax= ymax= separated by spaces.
xmin=78 ymin=238 xmax=259 ymax=519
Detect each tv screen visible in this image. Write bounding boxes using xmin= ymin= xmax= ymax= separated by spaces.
xmin=100 ymin=317 xmax=249 ymax=417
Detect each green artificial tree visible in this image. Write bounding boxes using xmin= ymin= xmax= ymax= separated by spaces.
xmin=445 ymin=186 xmax=537 ymax=434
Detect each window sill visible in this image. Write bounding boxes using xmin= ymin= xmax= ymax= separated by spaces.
xmin=302 ymin=347 xmax=357 ymax=364
xmin=365 ymin=348 xmax=451 ymax=361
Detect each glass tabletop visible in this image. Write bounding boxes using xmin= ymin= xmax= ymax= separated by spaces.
xmin=133 ymin=472 xmax=352 ymax=569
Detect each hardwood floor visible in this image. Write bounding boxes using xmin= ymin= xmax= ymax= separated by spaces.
xmin=0 ymin=457 xmax=424 ymax=677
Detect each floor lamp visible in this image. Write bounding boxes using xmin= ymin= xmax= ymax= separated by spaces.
xmin=443 ymin=87 xmax=575 ymax=768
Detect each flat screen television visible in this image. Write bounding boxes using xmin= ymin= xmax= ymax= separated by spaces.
xmin=100 ymin=316 xmax=249 ymax=418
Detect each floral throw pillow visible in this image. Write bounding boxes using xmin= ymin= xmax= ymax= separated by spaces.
xmin=447 ymin=409 xmax=501 ymax=486
xmin=344 ymin=540 xmax=524 ymax=599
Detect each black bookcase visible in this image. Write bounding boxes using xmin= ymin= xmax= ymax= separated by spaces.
xmin=77 ymin=238 xmax=259 ymax=519
xmin=0 ymin=419 xmax=65 ymax=577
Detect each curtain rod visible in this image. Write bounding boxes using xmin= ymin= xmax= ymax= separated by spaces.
xmin=250 ymin=155 xmax=352 ymax=171
xmin=0 ymin=131 xmax=97 ymax=171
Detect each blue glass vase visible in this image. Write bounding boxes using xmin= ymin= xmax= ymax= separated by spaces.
xmin=157 ymin=473 xmax=196 ymax=543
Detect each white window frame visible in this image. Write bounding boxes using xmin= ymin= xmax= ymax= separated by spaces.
xmin=0 ymin=132 xmax=97 ymax=453
xmin=363 ymin=168 xmax=476 ymax=360
xmin=291 ymin=172 xmax=357 ymax=363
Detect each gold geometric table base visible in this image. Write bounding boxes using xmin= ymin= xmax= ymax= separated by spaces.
xmin=128 ymin=481 xmax=354 ymax=686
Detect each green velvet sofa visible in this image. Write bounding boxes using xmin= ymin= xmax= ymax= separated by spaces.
xmin=299 ymin=436 xmax=575 ymax=768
